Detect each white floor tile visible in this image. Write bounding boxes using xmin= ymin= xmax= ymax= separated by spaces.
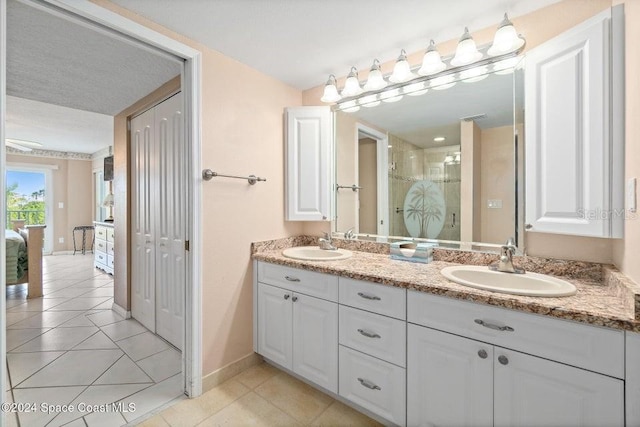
xmin=92 ymin=299 xmax=114 ymax=310
xmin=137 ymin=348 xmax=182 ymax=383
xmin=49 ymin=383 xmax=150 ymax=426
xmin=80 ymin=287 xmax=115 ymax=298
xmin=120 ymin=374 xmax=183 ymax=422
xmin=84 ymin=409 xmax=128 ymax=427
xmin=6 ymin=311 xmax=40 ymax=326
xmin=70 ymin=277 xmax=114 ymax=289
xmin=7 ymin=351 xmax=65 ymax=386
xmin=74 ymin=331 xmax=119 ymax=350
xmin=87 ymin=310 xmax=124 ymax=327
xmin=7 ymin=311 xmax=86 ymax=329
xmin=17 ymin=349 xmax=123 ymax=388
xmin=117 ymin=332 xmax=169 ymax=361
xmin=57 ymin=418 xmax=86 ymax=427
xmin=44 ymin=287 xmax=96 ymax=299
xmin=6 ymin=328 xmax=50 ymax=351
xmin=58 ymin=313 xmax=96 ymax=328
xmin=48 ymin=297 xmax=112 ymax=311
xmin=7 ymin=297 xmax=68 ymax=313
xmin=13 ymin=386 xmax=85 ymax=427
xmin=101 ymin=319 xmax=147 ymax=342
xmin=12 ymin=326 xmax=98 ymax=352
xmin=95 ymin=355 xmax=153 ymax=385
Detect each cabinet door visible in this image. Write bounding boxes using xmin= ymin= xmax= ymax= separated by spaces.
xmin=494 ymin=348 xmax=624 ymax=427
xmin=257 ymin=283 xmax=293 ymax=369
xmin=285 ymin=106 xmax=332 ymax=221
xmin=407 ymin=324 xmax=493 ymax=427
xmin=292 ymin=293 xmax=338 ymax=393
xmin=525 ymin=9 xmax=620 ymax=237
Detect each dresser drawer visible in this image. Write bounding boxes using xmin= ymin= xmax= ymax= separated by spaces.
xmin=95 ymin=226 xmax=107 ymax=240
xmin=408 ymin=291 xmax=624 ymax=378
xmin=339 ymin=278 xmax=406 ymax=320
xmin=339 ymin=305 xmax=406 ymax=367
xmin=339 ymin=345 xmax=405 ymax=426
xmin=107 ymin=227 xmax=114 ymax=243
xmin=107 ymin=255 xmax=114 ymax=269
xmin=257 ymin=262 xmax=338 ymax=302
xmin=95 ymin=239 xmax=108 ymax=253
xmin=106 ymin=242 xmax=114 ymax=255
xmin=95 ymin=251 xmax=108 ymax=265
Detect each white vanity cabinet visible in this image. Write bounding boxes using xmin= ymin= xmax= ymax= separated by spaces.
xmin=408 ymin=291 xmax=625 ymax=427
xmin=256 ymin=263 xmax=338 ymax=393
xmin=525 ymin=7 xmax=624 ymax=238
xmin=284 ymin=106 xmax=333 ymax=221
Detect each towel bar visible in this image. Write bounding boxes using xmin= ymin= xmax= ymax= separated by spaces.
xmin=202 ymin=169 xmax=266 ymax=185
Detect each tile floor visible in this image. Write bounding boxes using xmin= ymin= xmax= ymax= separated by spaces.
xmin=4 ymin=254 xmax=183 ymax=427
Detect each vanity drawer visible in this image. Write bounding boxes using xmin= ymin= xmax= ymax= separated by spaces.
xmin=339 ymin=345 xmax=405 ymax=426
xmin=339 ymin=305 xmax=406 ymax=367
xmin=408 ymin=291 xmax=624 ymax=378
xmin=95 ymin=239 xmax=108 ymax=253
xmin=107 ymin=255 xmax=114 ymax=269
xmin=257 ymin=262 xmax=338 ymax=302
xmin=95 ymin=251 xmax=108 ymax=265
xmin=95 ymin=226 xmax=107 ymax=240
xmin=106 ymin=242 xmax=114 ymax=255
xmin=107 ymin=227 xmax=114 ymax=242
xmin=339 ymin=278 xmax=406 ymax=320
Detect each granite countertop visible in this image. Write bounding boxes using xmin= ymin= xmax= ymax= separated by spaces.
xmin=252 ymin=237 xmax=640 ymax=332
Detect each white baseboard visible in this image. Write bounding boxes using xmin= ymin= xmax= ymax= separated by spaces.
xmin=50 ymin=251 xmax=74 ymax=255
xmin=202 ymin=353 xmax=262 ymax=393
xmin=112 ymin=302 xmax=131 ymax=319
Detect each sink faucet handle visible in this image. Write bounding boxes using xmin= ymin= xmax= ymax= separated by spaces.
xmin=323 ymin=232 xmax=331 ymax=241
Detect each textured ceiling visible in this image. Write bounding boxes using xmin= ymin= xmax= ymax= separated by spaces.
xmin=7 ymin=0 xmax=182 ymax=116
xmin=110 ymin=0 xmax=560 ymax=90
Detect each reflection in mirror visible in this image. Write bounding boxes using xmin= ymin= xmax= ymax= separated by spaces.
xmin=335 ymin=60 xmax=524 ymax=246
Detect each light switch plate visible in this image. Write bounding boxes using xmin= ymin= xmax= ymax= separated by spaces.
xmin=628 ymin=178 xmax=637 ymax=213
xmin=488 ymin=199 xmax=503 ymax=209
xmin=58 ymin=202 xmax=64 ymax=209
xmin=58 ymin=237 xmax=64 ymax=244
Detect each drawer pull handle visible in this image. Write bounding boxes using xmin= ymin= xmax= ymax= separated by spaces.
xmin=477 ymin=349 xmax=488 ymax=359
xmin=357 ymin=378 xmax=381 ymax=391
xmin=474 ymin=319 xmax=514 ymax=332
xmin=498 ymin=355 xmax=509 ymax=365
xmin=357 ymin=292 xmax=381 ymax=301
xmin=285 ymin=276 xmax=300 ymax=282
xmin=357 ymin=329 xmax=381 ymax=339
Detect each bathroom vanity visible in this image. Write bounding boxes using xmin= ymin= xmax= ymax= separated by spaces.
xmin=252 ymin=244 xmax=638 ymax=426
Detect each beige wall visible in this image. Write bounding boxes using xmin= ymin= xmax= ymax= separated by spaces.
xmin=460 ymin=121 xmax=481 ymax=242
xmin=358 ymin=138 xmax=377 ymax=234
xmin=335 ymin=111 xmax=358 ymax=232
xmin=93 ymin=0 xmax=304 ymax=377
xmin=6 ymin=154 xmax=93 ymax=253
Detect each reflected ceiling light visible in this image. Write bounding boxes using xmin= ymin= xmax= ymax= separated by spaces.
xmin=418 ymin=40 xmax=447 ymax=76
xmin=460 ymin=66 xmax=489 ymax=83
xmin=451 ymin=27 xmax=482 ymax=67
xmin=389 ymin=49 xmax=415 ymax=83
xmin=320 ymin=74 xmax=341 ymax=103
xmin=363 ymin=59 xmax=388 ymax=91
xmin=493 ymin=56 xmax=522 ymax=75
xmin=380 ymin=88 xmax=403 ymax=103
xmin=359 ymin=94 xmax=381 ymax=108
xmin=433 ymin=136 xmax=446 ymax=142
xmin=430 ymin=75 xmax=456 ymax=90
xmin=5 ymin=138 xmax=43 ymax=152
xmin=339 ymin=99 xmax=360 ymax=113
xmin=341 ymin=67 xmax=363 ymax=97
xmin=404 ymin=82 xmax=428 ymax=96
xmin=488 ymin=13 xmax=525 ymax=56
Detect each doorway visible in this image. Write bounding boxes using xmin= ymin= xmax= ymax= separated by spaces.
xmin=355 ymin=124 xmax=388 ymax=236
xmin=0 ymin=0 xmax=203 ymax=412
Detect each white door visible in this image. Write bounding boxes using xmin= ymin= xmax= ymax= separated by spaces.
xmin=407 ymin=324 xmax=493 ymax=427
xmin=494 ymin=348 xmax=624 ymax=427
xmin=525 ymin=10 xmax=611 ymax=237
xmin=257 ymin=283 xmax=293 ymax=369
xmin=131 ymin=108 xmax=156 ymax=332
xmin=154 ymin=93 xmax=185 ymax=350
xmin=292 ymin=293 xmax=338 ymax=393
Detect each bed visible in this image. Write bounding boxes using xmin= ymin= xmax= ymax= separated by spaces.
xmin=5 ymin=224 xmax=45 ymax=298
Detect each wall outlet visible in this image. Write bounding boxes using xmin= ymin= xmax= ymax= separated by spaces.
xmin=628 ymin=178 xmax=637 ymax=213
xmin=58 ymin=202 xmax=64 ymax=209
xmin=58 ymin=237 xmax=64 ymax=244
xmin=487 ymin=199 xmax=503 ymax=209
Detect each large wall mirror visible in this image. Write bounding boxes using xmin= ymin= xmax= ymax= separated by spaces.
xmin=334 ymin=59 xmax=524 ymax=247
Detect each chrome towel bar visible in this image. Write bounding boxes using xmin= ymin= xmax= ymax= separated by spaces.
xmin=336 ymin=184 xmax=362 ymax=192
xmin=202 ymin=169 xmax=266 ymax=185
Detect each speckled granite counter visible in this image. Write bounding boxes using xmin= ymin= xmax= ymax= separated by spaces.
xmin=252 ymin=237 xmax=640 ymax=332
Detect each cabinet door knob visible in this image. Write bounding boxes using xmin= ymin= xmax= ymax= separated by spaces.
xmin=357 ymin=292 xmax=381 ymax=301
xmin=285 ymin=276 xmax=300 ymax=282
xmin=525 ymin=224 xmax=533 ymax=230
xmin=357 ymin=329 xmax=381 ymax=339
xmin=478 ymin=349 xmax=488 ymax=359
xmin=292 ymin=296 xmax=298 ymax=302
xmin=284 ymin=294 xmax=290 ymax=300
xmin=498 ymin=355 xmax=509 ymax=365
xmin=357 ymin=377 xmax=381 ymax=391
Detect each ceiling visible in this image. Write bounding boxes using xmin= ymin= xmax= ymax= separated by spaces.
xmin=110 ymin=0 xmax=559 ymax=90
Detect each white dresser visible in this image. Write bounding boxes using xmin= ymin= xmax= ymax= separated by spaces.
xmin=94 ymin=222 xmax=114 ymax=275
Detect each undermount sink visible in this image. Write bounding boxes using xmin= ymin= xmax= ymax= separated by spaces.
xmin=282 ymin=246 xmax=353 ymax=261
xmin=440 ymin=265 xmax=577 ymax=297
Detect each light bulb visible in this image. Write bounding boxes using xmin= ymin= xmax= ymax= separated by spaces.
xmin=404 ymin=82 xmax=428 ymax=96
xmin=320 ymin=74 xmax=341 ymax=103
xmin=493 ymin=57 xmax=521 ymax=75
xmin=380 ymin=88 xmax=403 ymax=103
xmin=460 ymin=66 xmax=489 ymax=83
xmin=359 ymin=94 xmax=380 ymax=108
xmin=488 ymin=13 xmax=525 ymax=56
xmin=451 ymin=27 xmax=482 ymax=67
xmin=339 ymin=100 xmax=360 ymax=113
xmin=389 ymin=49 xmax=415 ymax=83
xmin=363 ymin=59 xmax=388 ymax=91
xmin=418 ymin=40 xmax=446 ymax=76
xmin=430 ymin=75 xmax=456 ymax=90
xmin=341 ymin=67 xmax=363 ymax=97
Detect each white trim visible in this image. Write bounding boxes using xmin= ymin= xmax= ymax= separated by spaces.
xmin=0 ymin=1 xmax=8 ymax=424
xmin=0 ymin=0 xmax=204 ymax=398
xmin=355 ymin=123 xmax=389 ymax=236
xmin=112 ymin=302 xmax=132 ymax=319
xmin=6 ymin=161 xmax=59 ymax=170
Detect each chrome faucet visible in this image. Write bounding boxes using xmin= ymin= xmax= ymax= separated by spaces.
xmin=490 ymin=237 xmax=525 ymax=274
xmin=319 ymin=232 xmax=337 ymax=250
xmin=344 ymin=228 xmax=356 ymax=240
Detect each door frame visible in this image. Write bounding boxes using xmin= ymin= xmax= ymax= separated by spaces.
xmin=355 ymin=123 xmax=389 ymax=236
xmin=0 ymin=0 xmax=204 ymax=402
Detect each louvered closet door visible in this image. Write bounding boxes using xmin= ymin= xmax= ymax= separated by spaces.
xmin=131 ymin=108 xmax=157 ymax=332
xmin=154 ymin=93 xmax=185 ymax=350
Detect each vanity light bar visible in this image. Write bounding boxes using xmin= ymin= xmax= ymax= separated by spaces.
xmin=324 ymin=13 xmax=525 ymax=111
